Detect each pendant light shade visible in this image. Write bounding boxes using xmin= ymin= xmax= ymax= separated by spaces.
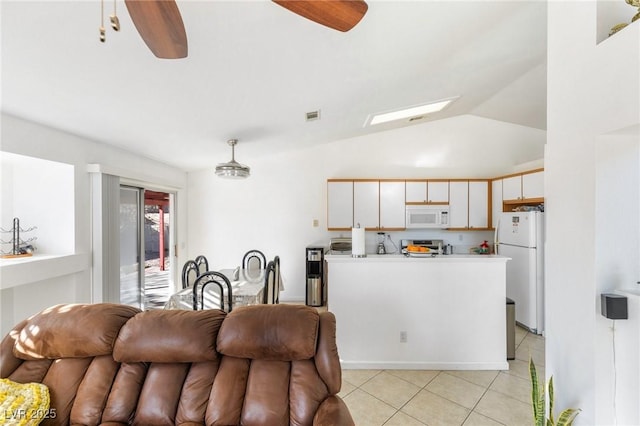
xmin=215 ymin=139 xmax=250 ymax=179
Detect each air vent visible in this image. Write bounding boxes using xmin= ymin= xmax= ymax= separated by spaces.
xmin=306 ymin=110 xmax=321 ymax=121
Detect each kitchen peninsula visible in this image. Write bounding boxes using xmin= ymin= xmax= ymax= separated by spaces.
xmin=325 ymin=254 xmax=510 ymax=370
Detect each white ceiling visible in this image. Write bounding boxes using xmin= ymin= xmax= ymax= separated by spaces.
xmin=1 ymin=0 xmax=547 ymax=171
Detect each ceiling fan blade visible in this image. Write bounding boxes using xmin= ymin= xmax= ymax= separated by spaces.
xmin=272 ymin=0 xmax=368 ymax=32
xmin=124 ymin=0 xmax=187 ymax=59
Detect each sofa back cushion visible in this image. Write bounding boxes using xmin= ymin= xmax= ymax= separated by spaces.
xmin=13 ymin=303 xmax=139 ymax=360
xmin=113 ymin=309 xmax=226 ymax=363
xmin=217 ymin=304 xmax=318 ymax=360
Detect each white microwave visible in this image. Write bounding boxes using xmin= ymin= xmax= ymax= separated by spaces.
xmin=406 ymin=205 xmax=450 ymax=229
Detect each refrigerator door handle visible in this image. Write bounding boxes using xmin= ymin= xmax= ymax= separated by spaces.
xmin=494 ymin=217 xmax=501 ymax=254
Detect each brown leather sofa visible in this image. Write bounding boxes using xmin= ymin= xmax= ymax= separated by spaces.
xmin=0 ymin=303 xmax=354 ymax=426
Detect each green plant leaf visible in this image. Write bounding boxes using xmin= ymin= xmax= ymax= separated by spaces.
xmin=557 ymin=408 xmax=581 ymax=426
xmin=549 ymin=375 xmax=555 ymax=425
xmin=530 ymin=358 xmax=545 ymax=426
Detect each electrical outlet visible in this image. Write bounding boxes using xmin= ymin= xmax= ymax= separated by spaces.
xmin=458 ymin=234 xmax=463 ymax=241
xmin=312 ymin=219 xmax=319 ymax=227
xmin=400 ymin=331 xmax=407 ymax=343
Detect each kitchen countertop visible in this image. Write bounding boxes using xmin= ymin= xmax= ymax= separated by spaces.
xmin=324 ymin=253 xmax=509 ymax=262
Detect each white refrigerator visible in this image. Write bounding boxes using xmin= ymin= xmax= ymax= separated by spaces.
xmin=495 ymin=211 xmax=544 ymax=334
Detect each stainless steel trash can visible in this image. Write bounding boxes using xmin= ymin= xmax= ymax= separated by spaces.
xmin=506 ymin=298 xmax=516 ymax=360
xmin=307 ymin=277 xmax=322 ymax=307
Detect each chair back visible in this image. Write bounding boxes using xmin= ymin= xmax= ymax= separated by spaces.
xmin=263 ymin=260 xmax=278 ymax=304
xmin=194 ymin=255 xmax=209 ymax=275
xmin=273 ymin=255 xmax=281 ymax=304
xmin=181 ymin=260 xmax=199 ymax=289
xmin=193 ymin=271 xmax=233 ymax=312
xmin=242 ymin=249 xmax=267 ymax=271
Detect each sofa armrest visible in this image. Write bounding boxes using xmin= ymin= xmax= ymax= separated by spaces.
xmin=313 ymin=395 xmax=355 ymax=426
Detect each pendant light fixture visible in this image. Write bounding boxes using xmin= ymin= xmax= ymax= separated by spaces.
xmin=215 ymin=139 xmax=250 ymax=179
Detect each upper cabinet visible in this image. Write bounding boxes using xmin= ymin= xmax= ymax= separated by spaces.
xmin=492 ymin=169 xmax=545 ymax=227
xmin=522 ymin=171 xmax=544 ymax=199
xmin=328 ymin=171 xmax=539 ymax=232
xmin=379 ymin=181 xmax=406 ymax=230
xmin=327 ymin=180 xmax=353 ymax=230
xmin=491 ymin=179 xmax=503 ymax=229
xmin=405 ymin=180 xmax=449 ymax=204
xmin=501 ymin=170 xmax=544 ymax=202
xmin=328 ymin=179 xmax=405 ymax=231
xmin=448 ymin=180 xmax=490 ymax=230
xmin=448 ymin=181 xmax=469 ymax=228
xmin=353 ymin=181 xmax=379 ymax=230
xmin=468 ymin=181 xmax=489 ymax=229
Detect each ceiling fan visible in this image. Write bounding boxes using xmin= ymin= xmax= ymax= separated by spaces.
xmin=123 ymin=0 xmax=369 ymax=59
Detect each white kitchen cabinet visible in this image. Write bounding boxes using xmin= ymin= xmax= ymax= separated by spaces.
xmin=405 ymin=180 xmax=448 ymax=203
xmin=491 ymin=179 xmax=503 ymax=229
xmin=428 ymin=181 xmax=449 ymax=203
xmin=522 ymin=171 xmax=544 ymax=199
xmin=353 ymin=181 xmax=379 ymax=230
xmin=327 ymin=181 xmax=353 ymax=230
xmin=468 ymin=181 xmax=489 ymax=229
xmin=379 ymin=181 xmax=406 ymax=229
xmin=502 ymin=176 xmax=522 ymax=200
xmin=448 ymin=181 xmax=469 ymax=228
xmin=405 ymin=181 xmax=427 ymax=203
xmin=502 ymin=170 xmax=544 ymax=201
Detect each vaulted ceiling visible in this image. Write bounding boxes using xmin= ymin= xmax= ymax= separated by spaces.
xmin=1 ymin=1 xmax=547 ymax=171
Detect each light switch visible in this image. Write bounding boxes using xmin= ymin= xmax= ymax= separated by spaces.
xmin=312 ymin=219 xmax=319 ymax=227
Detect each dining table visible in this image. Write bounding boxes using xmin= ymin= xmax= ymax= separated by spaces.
xmin=164 ymin=267 xmax=271 ymax=311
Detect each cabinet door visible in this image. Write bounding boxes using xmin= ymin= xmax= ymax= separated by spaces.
xmin=380 ymin=181 xmax=406 ymax=229
xmin=427 ymin=181 xmax=449 ymax=203
xmin=327 ymin=181 xmax=353 ymax=229
xmin=405 ymin=181 xmax=427 ymax=203
xmin=448 ymin=181 xmax=469 ymax=228
xmin=502 ymin=176 xmax=522 ymax=200
xmin=491 ymin=179 xmax=503 ymax=229
xmin=468 ymin=181 xmax=489 ymax=229
xmin=354 ymin=181 xmax=379 ymax=230
xmin=522 ymin=171 xmax=544 ymax=199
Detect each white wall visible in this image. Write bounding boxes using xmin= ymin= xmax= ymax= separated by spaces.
xmin=0 ymin=113 xmax=188 ymax=333
xmin=546 ymin=2 xmax=639 ymax=423
xmin=187 ymin=114 xmax=545 ymax=301
xmin=1 ymin=152 xmax=75 ymax=254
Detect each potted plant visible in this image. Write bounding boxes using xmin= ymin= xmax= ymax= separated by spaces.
xmin=530 ymin=358 xmax=581 ymax=426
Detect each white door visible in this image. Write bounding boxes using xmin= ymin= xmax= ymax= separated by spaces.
xmin=501 ymin=244 xmax=539 ymax=332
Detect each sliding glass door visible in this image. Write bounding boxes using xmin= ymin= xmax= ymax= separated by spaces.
xmin=120 ymin=186 xmax=144 ymax=309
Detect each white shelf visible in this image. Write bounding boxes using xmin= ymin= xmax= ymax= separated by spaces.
xmin=0 ymin=253 xmax=89 ymax=289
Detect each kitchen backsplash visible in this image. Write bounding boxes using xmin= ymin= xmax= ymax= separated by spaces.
xmin=328 ymin=229 xmax=495 ymax=255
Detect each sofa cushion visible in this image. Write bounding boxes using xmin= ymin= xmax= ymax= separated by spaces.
xmin=14 ymin=304 xmax=140 ymax=360
xmin=113 ymin=309 xmax=225 ymax=363
xmin=217 ymin=304 xmax=319 ymax=361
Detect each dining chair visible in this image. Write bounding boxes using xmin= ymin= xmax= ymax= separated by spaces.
xmin=192 ymin=271 xmax=233 ymax=312
xmin=273 ymin=255 xmax=281 ymax=304
xmin=242 ymin=249 xmax=267 ymax=271
xmin=194 ymin=255 xmax=209 ymax=275
xmin=181 ymin=260 xmax=199 ymax=289
xmin=262 ymin=260 xmax=278 ymax=304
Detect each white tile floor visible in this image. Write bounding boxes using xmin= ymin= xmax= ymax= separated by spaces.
xmin=339 ymin=325 xmax=544 ymax=426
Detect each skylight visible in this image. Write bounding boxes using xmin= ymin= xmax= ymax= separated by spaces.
xmin=367 ymin=98 xmax=457 ymax=126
